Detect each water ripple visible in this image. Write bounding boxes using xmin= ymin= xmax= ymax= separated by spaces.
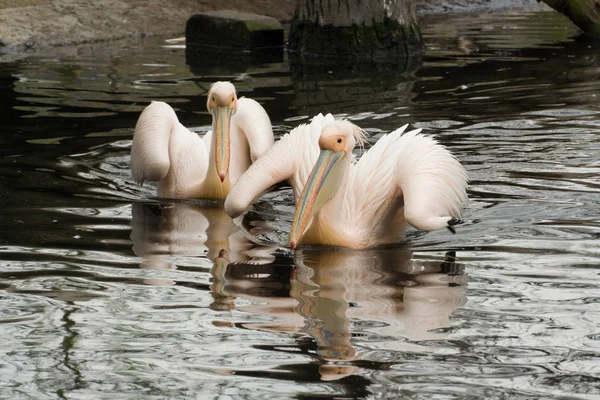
xmin=1 ymin=9 xmax=600 ymax=400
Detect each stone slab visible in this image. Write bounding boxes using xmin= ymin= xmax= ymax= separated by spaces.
xmin=185 ymin=10 xmax=283 ymax=51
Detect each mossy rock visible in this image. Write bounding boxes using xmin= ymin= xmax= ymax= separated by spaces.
xmin=186 ymin=10 xmax=284 ymax=50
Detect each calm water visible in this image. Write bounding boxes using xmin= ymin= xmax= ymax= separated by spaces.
xmin=1 ymin=9 xmax=600 ymax=400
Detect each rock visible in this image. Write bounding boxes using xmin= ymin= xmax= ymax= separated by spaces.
xmin=185 ymin=10 xmax=283 ymax=50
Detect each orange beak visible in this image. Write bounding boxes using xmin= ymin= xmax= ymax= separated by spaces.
xmin=213 ymin=105 xmax=234 ymax=182
xmin=289 ymin=149 xmax=345 ymax=249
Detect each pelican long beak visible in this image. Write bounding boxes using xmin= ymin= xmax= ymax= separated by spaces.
xmin=289 ymin=149 xmax=346 ymax=250
xmin=213 ymin=105 xmax=234 ymax=182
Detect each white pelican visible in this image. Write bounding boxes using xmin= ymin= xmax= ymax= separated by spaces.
xmin=225 ymin=114 xmax=468 ymax=249
xmin=130 ymin=81 xmax=274 ymax=199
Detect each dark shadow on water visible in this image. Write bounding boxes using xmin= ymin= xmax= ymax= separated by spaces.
xmin=58 ymin=307 xmax=83 ymax=397
xmin=414 ymin=33 xmax=600 ymax=122
xmin=185 ymin=45 xmax=284 ymax=76
xmin=288 ymin=57 xmax=422 ymax=124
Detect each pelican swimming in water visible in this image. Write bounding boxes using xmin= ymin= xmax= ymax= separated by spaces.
xmin=225 ymin=114 xmax=468 ymax=250
xmin=130 ymin=81 xmax=274 ymax=199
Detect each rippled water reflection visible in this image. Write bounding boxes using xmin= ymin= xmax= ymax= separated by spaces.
xmin=1 ymin=9 xmax=599 ymax=400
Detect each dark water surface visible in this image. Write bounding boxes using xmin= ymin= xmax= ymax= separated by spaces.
xmin=1 ymin=10 xmax=599 ymax=400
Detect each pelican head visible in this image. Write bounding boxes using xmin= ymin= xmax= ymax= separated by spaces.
xmin=207 ymin=81 xmax=238 ymax=182
xmin=289 ymin=120 xmax=365 ymax=249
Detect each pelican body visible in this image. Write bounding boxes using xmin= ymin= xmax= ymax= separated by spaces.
xmin=225 ymin=114 xmax=468 ymax=250
xmin=130 ymin=81 xmax=274 ymax=199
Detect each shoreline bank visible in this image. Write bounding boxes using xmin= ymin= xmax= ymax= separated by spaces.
xmin=0 ymin=0 xmax=549 ymax=55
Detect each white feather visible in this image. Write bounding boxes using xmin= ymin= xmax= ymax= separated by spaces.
xmin=131 ymin=101 xmax=207 ymax=198
xmin=341 ymin=125 xmax=413 ymax=239
xmin=341 ymin=124 xmax=468 ymax=241
xmin=130 ymin=101 xmax=179 ymax=185
xmin=394 ymin=130 xmax=469 ymax=231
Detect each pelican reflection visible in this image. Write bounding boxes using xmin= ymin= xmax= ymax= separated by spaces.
xmin=293 ymin=248 xmax=467 ymax=351
xmin=130 ymin=201 xmax=275 ymax=286
xmin=211 ymin=246 xmax=468 ymax=381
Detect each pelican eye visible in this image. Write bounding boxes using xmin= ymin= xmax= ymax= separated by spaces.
xmin=337 ymin=138 xmax=342 ymax=144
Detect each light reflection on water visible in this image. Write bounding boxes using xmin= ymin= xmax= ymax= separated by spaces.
xmin=1 ymin=9 xmax=599 ymax=400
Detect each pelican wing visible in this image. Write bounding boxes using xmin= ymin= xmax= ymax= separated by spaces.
xmin=394 ymin=128 xmax=468 ymax=231
xmin=131 ymin=101 xmax=175 ymax=184
xmin=341 ymin=126 xmax=408 ymax=238
xmin=225 ymin=113 xmax=334 ymax=218
xmin=130 ymin=101 xmax=209 ymax=197
xmin=343 ymin=125 xmax=468 ymax=237
xmin=233 ymin=97 xmax=275 ymax=162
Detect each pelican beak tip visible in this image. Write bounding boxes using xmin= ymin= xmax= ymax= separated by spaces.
xmin=219 ymin=173 xmax=226 ymax=182
xmin=290 ymin=241 xmax=297 ymax=251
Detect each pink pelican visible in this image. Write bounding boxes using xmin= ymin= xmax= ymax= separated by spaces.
xmin=224 ymin=114 xmax=468 ymax=250
xmin=130 ymin=81 xmax=274 ymax=199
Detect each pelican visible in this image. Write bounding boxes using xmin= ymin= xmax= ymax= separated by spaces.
xmin=225 ymin=114 xmax=468 ymax=250
xmin=130 ymin=81 xmax=274 ymax=199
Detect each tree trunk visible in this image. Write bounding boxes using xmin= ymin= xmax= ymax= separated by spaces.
xmin=541 ymin=0 xmax=600 ymax=37
xmin=289 ymin=0 xmax=422 ymax=61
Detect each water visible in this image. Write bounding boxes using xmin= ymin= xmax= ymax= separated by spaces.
xmin=1 ymin=9 xmax=599 ymax=399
